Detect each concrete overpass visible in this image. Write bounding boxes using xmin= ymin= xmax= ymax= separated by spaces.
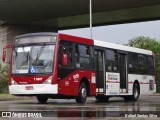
xmin=1 ymin=0 xmax=160 ymax=29
xmin=1 ymin=0 xmax=160 ymax=64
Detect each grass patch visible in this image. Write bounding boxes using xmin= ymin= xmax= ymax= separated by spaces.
xmin=0 ymin=94 xmax=12 ymax=97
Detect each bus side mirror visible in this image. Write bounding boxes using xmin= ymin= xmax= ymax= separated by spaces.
xmin=2 ymin=50 xmax=6 ymax=63
xmin=2 ymin=45 xmax=13 ymax=64
xmin=62 ymin=53 xmax=68 ymax=66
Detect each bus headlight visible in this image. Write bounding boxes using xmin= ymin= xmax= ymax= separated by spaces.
xmin=43 ymin=76 xmax=52 ymax=84
xmin=11 ymin=78 xmax=18 ymax=85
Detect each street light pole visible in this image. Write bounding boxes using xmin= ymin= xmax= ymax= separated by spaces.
xmin=89 ymin=0 xmax=92 ymax=39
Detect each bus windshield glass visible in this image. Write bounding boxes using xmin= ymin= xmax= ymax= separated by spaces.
xmin=12 ymin=45 xmax=55 ymax=74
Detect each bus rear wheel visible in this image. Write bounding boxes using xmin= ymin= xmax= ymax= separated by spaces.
xmin=132 ymin=83 xmax=140 ymax=101
xmin=76 ymin=82 xmax=87 ymax=104
xmin=37 ymin=95 xmax=48 ymax=104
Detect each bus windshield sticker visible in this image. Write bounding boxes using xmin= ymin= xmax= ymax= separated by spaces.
xmin=17 ymin=47 xmax=31 ymax=52
xmin=73 ymin=74 xmax=79 ymax=82
xmin=65 ymin=81 xmax=69 ymax=86
xmin=73 ymin=74 xmax=79 ymax=80
xmin=30 ymin=66 xmax=36 ymax=73
xmin=91 ymin=73 xmax=96 ymax=83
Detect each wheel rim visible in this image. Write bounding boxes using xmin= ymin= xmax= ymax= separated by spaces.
xmin=134 ymin=87 xmax=138 ymax=98
xmin=81 ymin=88 xmax=87 ymax=99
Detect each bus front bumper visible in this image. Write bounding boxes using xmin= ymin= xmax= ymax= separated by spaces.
xmin=9 ymin=84 xmax=58 ymax=95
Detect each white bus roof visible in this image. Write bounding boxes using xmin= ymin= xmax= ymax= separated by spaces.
xmin=94 ymin=40 xmax=153 ymax=55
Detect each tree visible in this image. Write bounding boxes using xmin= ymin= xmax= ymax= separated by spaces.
xmin=127 ymin=36 xmax=160 ymax=92
xmin=0 ymin=63 xmax=8 ymax=94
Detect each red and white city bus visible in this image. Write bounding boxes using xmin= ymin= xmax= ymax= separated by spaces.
xmin=2 ymin=32 xmax=156 ymax=104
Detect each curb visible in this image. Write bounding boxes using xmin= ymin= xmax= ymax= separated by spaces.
xmin=148 ymin=94 xmax=160 ymax=96
xmin=0 ymin=96 xmax=35 ymax=101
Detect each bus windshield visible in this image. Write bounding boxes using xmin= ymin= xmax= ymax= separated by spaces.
xmin=12 ymin=44 xmax=55 ymax=74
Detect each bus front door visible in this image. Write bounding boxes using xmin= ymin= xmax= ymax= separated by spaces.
xmin=119 ymin=53 xmax=128 ymax=93
xmin=95 ymin=49 xmax=105 ymax=94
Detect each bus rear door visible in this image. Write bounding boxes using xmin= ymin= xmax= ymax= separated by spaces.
xmin=119 ymin=52 xmax=128 ymax=94
xmin=95 ymin=48 xmax=105 ymax=94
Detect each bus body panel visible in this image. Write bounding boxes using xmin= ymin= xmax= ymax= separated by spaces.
xmin=9 ymin=84 xmax=58 ymax=95
xmin=58 ymin=70 xmax=96 ymax=96
xmin=11 ymin=75 xmax=51 ymax=84
xmin=58 ymin=33 xmax=94 ymax=45
xmin=57 ymin=34 xmax=95 ymax=97
xmin=105 ymin=72 xmax=120 ymax=96
xmin=104 ymin=71 xmax=156 ymax=96
xmin=128 ymin=74 xmax=156 ymax=94
xmin=94 ymin=40 xmax=152 ymax=55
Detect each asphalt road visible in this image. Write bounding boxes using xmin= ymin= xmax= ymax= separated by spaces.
xmin=0 ymin=95 xmax=160 ymax=120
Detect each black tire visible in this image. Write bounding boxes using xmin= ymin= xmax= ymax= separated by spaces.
xmin=124 ymin=83 xmax=139 ymax=101
xmin=37 ymin=95 xmax=48 ymax=104
xmin=95 ymin=96 xmax=109 ymax=103
xmin=76 ymin=82 xmax=87 ymax=104
xmin=132 ymin=83 xmax=140 ymax=101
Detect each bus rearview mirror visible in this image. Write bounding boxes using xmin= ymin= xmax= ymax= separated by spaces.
xmin=62 ymin=53 xmax=68 ymax=66
xmin=2 ymin=50 xmax=6 ymax=63
xmin=2 ymin=45 xmax=13 ymax=64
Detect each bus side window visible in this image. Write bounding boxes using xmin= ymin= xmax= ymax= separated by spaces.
xmin=105 ymin=49 xmax=118 ymax=72
xmin=75 ymin=45 xmax=80 ymax=68
xmin=58 ymin=46 xmax=63 ymax=65
xmin=138 ymin=54 xmax=148 ymax=74
xmin=148 ymin=56 xmax=154 ymax=75
xmin=128 ymin=53 xmax=138 ymax=74
xmin=58 ymin=41 xmax=73 ymax=67
xmin=148 ymin=56 xmax=154 ymax=68
xmin=75 ymin=44 xmax=91 ymax=69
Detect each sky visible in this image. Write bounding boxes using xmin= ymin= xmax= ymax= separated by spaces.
xmin=60 ymin=20 xmax=160 ymax=44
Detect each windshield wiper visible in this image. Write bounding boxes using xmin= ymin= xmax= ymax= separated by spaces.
xmin=14 ymin=47 xmax=18 ymax=56
xmin=35 ymin=44 xmax=45 ymax=64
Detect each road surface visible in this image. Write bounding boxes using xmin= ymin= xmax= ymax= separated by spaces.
xmin=0 ymin=95 xmax=160 ymax=119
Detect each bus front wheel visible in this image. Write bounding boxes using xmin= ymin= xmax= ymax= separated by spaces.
xmin=76 ymin=82 xmax=87 ymax=104
xmin=37 ymin=95 xmax=48 ymax=104
xmin=124 ymin=83 xmax=139 ymax=101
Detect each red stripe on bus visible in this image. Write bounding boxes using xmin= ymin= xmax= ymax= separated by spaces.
xmin=58 ymin=33 xmax=94 ymax=45
xmin=106 ymin=81 xmax=154 ymax=84
xmin=106 ymin=81 xmax=120 ymax=83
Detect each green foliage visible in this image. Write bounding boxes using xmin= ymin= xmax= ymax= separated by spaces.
xmin=0 ymin=61 xmax=8 ymax=94
xmin=127 ymin=36 xmax=160 ymax=92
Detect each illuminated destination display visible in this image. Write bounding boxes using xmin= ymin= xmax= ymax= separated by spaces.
xmin=15 ymin=36 xmax=57 ymax=44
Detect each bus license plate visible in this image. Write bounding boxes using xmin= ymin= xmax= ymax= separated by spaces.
xmin=25 ymin=86 xmax=33 ymax=90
